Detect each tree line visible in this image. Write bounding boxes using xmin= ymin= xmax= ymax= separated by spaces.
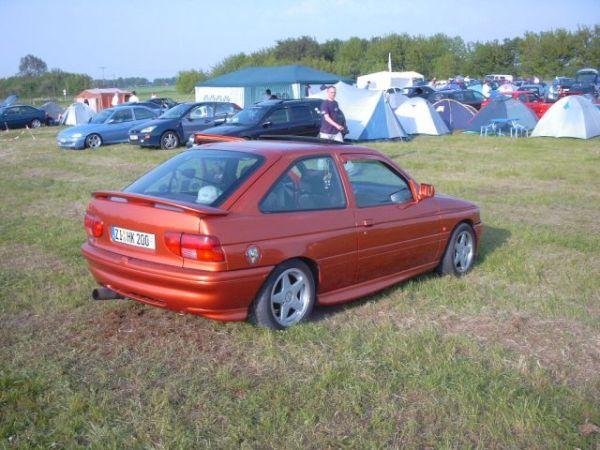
xmin=0 ymin=55 xmax=176 ymax=101
xmin=175 ymin=26 xmax=599 ymax=93
xmin=2 ymin=26 xmax=598 ymax=100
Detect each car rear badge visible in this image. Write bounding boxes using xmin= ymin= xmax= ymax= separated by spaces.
xmin=245 ymin=246 xmax=261 ymax=265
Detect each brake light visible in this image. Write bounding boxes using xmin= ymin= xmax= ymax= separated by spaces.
xmin=164 ymin=232 xmax=224 ymax=262
xmin=84 ymin=212 xmax=104 ymax=237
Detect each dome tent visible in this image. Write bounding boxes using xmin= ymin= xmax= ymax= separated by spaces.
xmin=531 ymin=95 xmax=600 ymax=139
xmin=60 ymin=102 xmax=95 ymax=126
xmin=466 ymin=97 xmax=537 ymax=133
xmin=433 ymin=99 xmax=476 ymax=131
xmin=310 ymin=82 xmax=407 ymax=141
xmin=395 ymin=97 xmax=449 ymax=135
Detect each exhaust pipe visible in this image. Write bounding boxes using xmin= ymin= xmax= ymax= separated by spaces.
xmin=92 ymin=287 xmax=124 ymax=301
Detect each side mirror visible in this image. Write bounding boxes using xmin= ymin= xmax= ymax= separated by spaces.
xmin=262 ymin=121 xmax=272 ymax=128
xmin=418 ymin=183 xmax=435 ymax=200
xmin=106 ymin=119 xmax=115 ymax=124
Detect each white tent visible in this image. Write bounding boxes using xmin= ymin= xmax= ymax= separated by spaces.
xmin=531 ymin=96 xmax=600 ymax=139
xmin=386 ymin=91 xmax=409 ymax=110
xmin=60 ymin=102 xmax=95 ymax=126
xmin=357 ymin=71 xmax=424 ymax=90
xmin=310 ymin=82 xmax=407 ymax=141
xmin=395 ymin=97 xmax=450 ymax=135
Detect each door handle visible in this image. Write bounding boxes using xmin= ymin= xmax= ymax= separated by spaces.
xmin=362 ymin=218 xmax=374 ymax=227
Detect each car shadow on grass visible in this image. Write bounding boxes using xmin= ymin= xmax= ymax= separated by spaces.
xmin=311 ymin=224 xmax=511 ymax=322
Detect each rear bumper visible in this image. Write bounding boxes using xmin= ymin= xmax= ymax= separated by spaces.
xmin=81 ymin=242 xmax=272 ymax=321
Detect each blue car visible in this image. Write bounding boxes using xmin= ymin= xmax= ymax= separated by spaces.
xmin=57 ymin=105 xmax=158 ymax=149
xmin=0 ymin=104 xmax=47 ymax=129
xmin=128 ymin=102 xmax=240 ymax=150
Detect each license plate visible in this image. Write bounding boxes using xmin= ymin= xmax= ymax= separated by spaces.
xmin=111 ymin=226 xmax=155 ymax=250
xmin=130 ymin=134 xmax=138 ymax=140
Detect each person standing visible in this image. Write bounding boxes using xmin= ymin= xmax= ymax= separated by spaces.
xmin=263 ymin=89 xmax=272 ymax=101
xmin=319 ymin=86 xmax=345 ymax=142
xmin=111 ymin=92 xmax=119 ymax=107
xmin=129 ymin=91 xmax=140 ymax=103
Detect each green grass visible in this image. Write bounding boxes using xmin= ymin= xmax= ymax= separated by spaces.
xmin=0 ymin=129 xmax=599 ymax=448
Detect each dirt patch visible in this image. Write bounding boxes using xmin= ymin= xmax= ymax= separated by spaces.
xmin=0 ymin=243 xmax=66 ymax=272
xmin=437 ymin=313 xmax=600 ymax=387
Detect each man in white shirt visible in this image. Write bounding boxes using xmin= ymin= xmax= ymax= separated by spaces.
xmin=129 ymin=91 xmax=140 ymax=103
xmin=111 ymin=92 xmax=119 ymax=106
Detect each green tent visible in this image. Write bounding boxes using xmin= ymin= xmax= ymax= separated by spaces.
xmin=196 ymin=65 xmax=351 ymax=107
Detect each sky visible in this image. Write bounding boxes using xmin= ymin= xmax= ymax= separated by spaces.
xmin=0 ymin=0 xmax=598 ymax=80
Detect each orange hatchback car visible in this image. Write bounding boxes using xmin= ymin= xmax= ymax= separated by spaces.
xmin=82 ymin=139 xmax=482 ymax=329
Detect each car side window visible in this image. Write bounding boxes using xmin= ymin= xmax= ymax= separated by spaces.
xmin=190 ymin=105 xmax=214 ymax=119
xmin=290 ymin=106 xmax=312 ymax=122
xmin=215 ymin=103 xmax=236 ymax=116
xmin=111 ymin=109 xmax=133 ymax=123
xmin=5 ymin=107 xmax=19 ymax=115
xmin=518 ymin=94 xmax=528 ymax=102
xmin=260 ymin=156 xmax=346 ymax=213
xmin=134 ymin=107 xmax=155 ymax=120
xmin=344 ymin=159 xmax=413 ymax=207
xmin=265 ymin=108 xmax=289 ymax=124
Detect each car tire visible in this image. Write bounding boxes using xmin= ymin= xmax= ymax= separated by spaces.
xmin=437 ymin=222 xmax=476 ymax=276
xmin=85 ymin=133 xmax=103 ymax=149
xmin=30 ymin=119 xmax=42 ymax=128
xmin=160 ymin=131 xmax=179 ymax=150
xmin=250 ymin=259 xmax=316 ymax=329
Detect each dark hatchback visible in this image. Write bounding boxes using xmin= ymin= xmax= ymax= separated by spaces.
xmin=187 ymin=99 xmax=322 ymax=146
xmin=427 ymin=89 xmax=486 ymax=110
xmin=129 ymin=102 xmax=240 ymax=149
xmin=397 ymin=85 xmax=435 ymax=100
xmin=0 ymin=104 xmax=47 ymax=129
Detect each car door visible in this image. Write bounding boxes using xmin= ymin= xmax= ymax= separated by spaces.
xmin=259 ymin=107 xmax=293 ymax=136
xmin=288 ymin=105 xmax=318 ymax=136
xmin=341 ymin=154 xmax=442 ymax=283
xmin=105 ymin=108 xmax=135 ymax=143
xmin=258 ymin=155 xmax=357 ymax=293
xmin=182 ymin=104 xmax=216 ymax=139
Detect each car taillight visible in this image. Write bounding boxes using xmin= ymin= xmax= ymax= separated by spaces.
xmin=164 ymin=232 xmax=224 ymax=262
xmin=84 ymin=212 xmax=104 ymax=237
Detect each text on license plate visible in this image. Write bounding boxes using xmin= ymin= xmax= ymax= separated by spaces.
xmin=130 ymin=134 xmax=138 ymax=140
xmin=111 ymin=226 xmax=155 ymax=250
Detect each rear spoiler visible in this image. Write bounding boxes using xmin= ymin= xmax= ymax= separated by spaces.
xmin=193 ymin=133 xmax=246 ymax=145
xmin=92 ymin=191 xmax=229 ymax=216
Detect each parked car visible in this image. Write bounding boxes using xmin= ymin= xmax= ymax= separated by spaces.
xmin=0 ymin=104 xmax=46 ymax=129
xmin=481 ymin=90 xmax=552 ymax=119
xmin=569 ymin=68 xmax=599 ymax=97
xmin=548 ymin=77 xmax=575 ymax=101
xmin=398 ymin=85 xmax=435 ymax=100
xmin=57 ymin=105 xmax=158 ymax=149
xmin=428 ymin=89 xmax=487 ymax=110
xmin=187 ymin=99 xmax=322 ymax=146
xmin=81 ymin=138 xmax=482 ymax=329
xmin=128 ymin=102 xmax=240 ymax=150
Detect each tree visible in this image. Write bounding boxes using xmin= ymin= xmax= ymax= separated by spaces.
xmin=18 ymin=54 xmax=48 ymax=77
xmin=176 ymin=70 xmax=207 ymax=94
xmin=273 ymin=36 xmax=321 ymax=61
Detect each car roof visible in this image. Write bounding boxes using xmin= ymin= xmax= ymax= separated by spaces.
xmin=196 ymin=139 xmax=380 ymax=159
xmin=255 ymin=99 xmax=321 ymax=107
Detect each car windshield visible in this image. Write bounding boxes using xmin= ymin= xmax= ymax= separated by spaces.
xmin=576 ymin=73 xmax=597 ymax=84
xmin=124 ymin=149 xmax=264 ymax=207
xmin=89 ymin=110 xmax=112 ymax=124
xmin=228 ymin=106 xmax=267 ymax=125
xmin=159 ymin=103 xmax=192 ymax=119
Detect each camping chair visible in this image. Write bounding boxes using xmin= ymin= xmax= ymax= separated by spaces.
xmin=480 ymin=122 xmax=496 ymax=136
xmin=509 ymin=120 xmax=529 ymax=138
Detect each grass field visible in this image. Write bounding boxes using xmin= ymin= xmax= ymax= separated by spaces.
xmin=0 ymin=128 xmax=598 ymax=448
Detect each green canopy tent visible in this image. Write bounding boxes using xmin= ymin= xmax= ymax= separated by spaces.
xmin=195 ymin=65 xmax=352 ymax=107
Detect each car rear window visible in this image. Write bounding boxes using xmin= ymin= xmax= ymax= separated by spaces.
xmin=124 ymin=149 xmax=264 ymax=207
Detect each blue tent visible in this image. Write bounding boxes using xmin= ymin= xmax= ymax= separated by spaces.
xmin=466 ymin=97 xmax=538 ymax=132
xmin=433 ymin=99 xmax=475 ymax=131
